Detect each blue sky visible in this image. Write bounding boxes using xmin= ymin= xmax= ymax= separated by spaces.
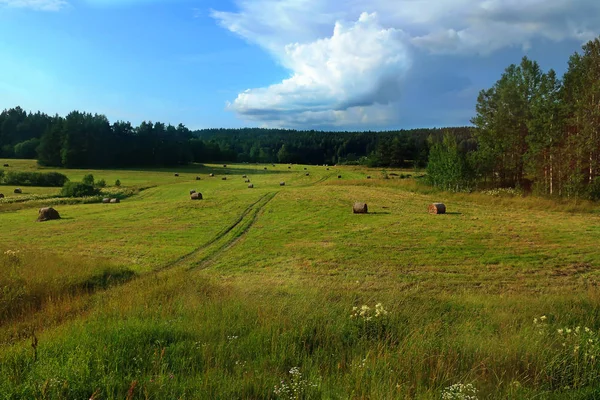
xmin=0 ymin=0 xmax=599 ymax=131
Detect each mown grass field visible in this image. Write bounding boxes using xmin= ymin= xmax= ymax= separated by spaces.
xmin=1 ymin=159 xmax=600 ymax=399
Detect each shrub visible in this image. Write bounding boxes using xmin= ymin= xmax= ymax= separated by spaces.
xmin=60 ymin=182 xmax=100 ymax=197
xmin=2 ymin=171 xmax=69 ymax=187
xmin=95 ymin=179 xmax=106 ymax=188
xmin=82 ymin=174 xmax=95 ymax=186
xmin=115 ymin=179 xmax=121 ymax=187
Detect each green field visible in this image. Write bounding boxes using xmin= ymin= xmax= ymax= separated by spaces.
xmin=1 ymin=159 xmax=600 ymax=399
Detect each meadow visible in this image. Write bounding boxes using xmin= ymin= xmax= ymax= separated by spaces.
xmin=1 ymin=159 xmax=600 ymax=399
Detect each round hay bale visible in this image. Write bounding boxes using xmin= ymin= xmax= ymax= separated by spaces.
xmin=305 ymin=173 xmax=310 ymax=176
xmin=353 ymin=202 xmax=368 ymax=214
xmin=37 ymin=207 xmax=60 ymax=222
xmin=338 ymin=175 xmax=342 ymax=179
xmin=222 ymin=177 xmax=227 ymax=181
xmin=272 ymin=164 xmax=275 ymax=167
xmin=264 ymin=167 xmax=267 ymax=170
xmin=304 ymin=167 xmax=307 ymax=170
xmin=102 ymin=198 xmax=110 ymax=203
xmin=327 ymin=168 xmax=330 ymax=170
xmin=223 ymin=164 xmax=227 ymax=167
xmin=242 ymin=175 xmax=247 ymax=178
xmin=209 ymin=173 xmax=214 ymax=177
xmin=428 ymin=203 xmax=446 ymax=214
xmin=245 ymin=179 xmax=250 ymax=183
xmin=191 ymin=192 xmax=203 ymax=200
xmin=367 ymin=176 xmax=371 ymax=179
xmin=174 ymin=173 xmax=179 ymax=177
xmin=110 ymin=198 xmax=120 ymax=204
xmin=0 ymin=193 xmax=4 ymax=199
xmin=190 ymin=190 xmax=196 ymax=195
xmin=288 ymin=166 xmax=291 ymax=169
xmin=14 ymin=188 xmax=22 ymax=194
xmin=248 ymin=184 xmax=254 ymax=188
xmin=280 ymin=182 xmax=285 ymax=186
xmin=196 ymin=176 xmax=201 ymax=181
xmin=3 ymin=164 xmax=9 ymax=167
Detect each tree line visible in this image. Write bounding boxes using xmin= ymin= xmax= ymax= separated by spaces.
xmin=0 ymin=106 xmax=471 ymax=169
xmin=428 ymin=37 xmax=600 ymax=199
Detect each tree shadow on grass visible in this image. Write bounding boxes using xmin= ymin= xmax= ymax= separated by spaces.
xmin=368 ymin=211 xmax=391 ymax=215
xmin=445 ymin=212 xmax=462 ymax=215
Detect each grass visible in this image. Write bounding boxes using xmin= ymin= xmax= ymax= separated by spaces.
xmin=1 ymin=159 xmax=600 ymax=399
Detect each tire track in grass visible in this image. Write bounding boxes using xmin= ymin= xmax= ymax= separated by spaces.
xmin=160 ymin=192 xmax=277 ymax=271
xmin=186 ymin=191 xmax=278 ymax=270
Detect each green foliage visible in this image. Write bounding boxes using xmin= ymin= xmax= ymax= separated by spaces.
xmin=59 ymin=182 xmax=100 ymax=197
xmin=426 ymin=132 xmax=475 ymax=192
xmin=1 ymin=171 xmax=68 ymax=187
xmin=82 ymin=173 xmax=94 ymax=186
xmin=13 ymin=138 xmax=40 ymax=159
xmin=95 ymin=178 xmax=106 ymax=188
xmin=114 ymin=179 xmax=121 ymax=187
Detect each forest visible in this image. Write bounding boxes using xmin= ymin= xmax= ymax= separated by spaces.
xmin=428 ymin=38 xmax=600 ymax=199
xmin=0 ymin=107 xmax=470 ymax=169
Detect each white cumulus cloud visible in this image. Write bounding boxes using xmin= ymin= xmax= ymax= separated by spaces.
xmin=214 ymin=0 xmax=600 ymax=128
xmin=226 ymin=12 xmax=411 ymax=128
xmin=0 ymin=0 xmax=67 ymax=11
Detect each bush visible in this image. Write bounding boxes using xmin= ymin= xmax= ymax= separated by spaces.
xmin=82 ymin=174 xmax=94 ymax=186
xmin=2 ymin=171 xmax=69 ymax=187
xmin=13 ymin=138 xmax=40 ymax=159
xmin=95 ymin=179 xmax=106 ymax=188
xmin=60 ymin=182 xmax=100 ymax=197
xmin=115 ymin=179 xmax=121 ymax=187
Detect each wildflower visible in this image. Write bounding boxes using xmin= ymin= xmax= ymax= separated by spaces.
xmin=540 ymin=315 xmax=547 ymax=321
xmin=566 ymin=328 xmax=572 ymax=334
xmin=585 ymin=327 xmax=591 ymax=333
xmin=533 ymin=318 xmax=538 ymax=324
xmin=576 ymin=326 xmax=581 ymax=333
xmin=558 ymin=329 xmax=564 ymax=335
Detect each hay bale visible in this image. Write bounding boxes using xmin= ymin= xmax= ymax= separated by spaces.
xmin=242 ymin=175 xmax=247 ymax=178
xmin=190 ymin=190 xmax=196 ymax=195
xmin=37 ymin=207 xmax=60 ymax=222
xmin=280 ymin=182 xmax=285 ymax=186
xmin=264 ymin=167 xmax=267 ymax=170
xmin=209 ymin=173 xmax=214 ymax=177
xmin=338 ymin=175 xmax=342 ymax=179
xmin=245 ymin=179 xmax=250 ymax=183
xmin=102 ymin=198 xmax=110 ymax=203
xmin=288 ymin=166 xmax=291 ymax=169
xmin=248 ymin=184 xmax=254 ymax=188
xmin=196 ymin=176 xmax=201 ymax=181
xmin=304 ymin=167 xmax=307 ymax=170
xmin=327 ymin=168 xmax=330 ymax=170
xmin=110 ymin=198 xmax=120 ymax=204
xmin=367 ymin=176 xmax=371 ymax=179
xmin=174 ymin=173 xmax=179 ymax=177
xmin=223 ymin=164 xmax=227 ymax=167
xmin=428 ymin=203 xmax=446 ymax=214
xmin=305 ymin=173 xmax=310 ymax=176
xmin=222 ymin=177 xmax=227 ymax=181
xmin=191 ymin=192 xmax=203 ymax=200
xmin=0 ymin=193 xmax=4 ymax=199
xmin=353 ymin=202 xmax=368 ymax=214
xmin=14 ymin=188 xmax=22 ymax=194
xmin=3 ymin=164 xmax=8 ymax=167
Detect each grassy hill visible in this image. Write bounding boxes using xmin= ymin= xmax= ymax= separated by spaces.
xmin=1 ymin=159 xmax=600 ymax=399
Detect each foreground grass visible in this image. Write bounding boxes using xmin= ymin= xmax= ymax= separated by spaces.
xmin=1 ymin=159 xmax=600 ymax=398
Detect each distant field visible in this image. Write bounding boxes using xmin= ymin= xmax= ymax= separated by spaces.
xmin=1 ymin=159 xmax=600 ymax=399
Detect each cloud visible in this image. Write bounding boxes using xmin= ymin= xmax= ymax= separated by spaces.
xmin=214 ymin=0 xmax=600 ymax=128
xmin=225 ymin=12 xmax=411 ymax=128
xmin=0 ymin=0 xmax=67 ymax=11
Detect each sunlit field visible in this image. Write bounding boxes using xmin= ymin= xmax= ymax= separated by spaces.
xmin=1 ymin=159 xmax=600 ymax=399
